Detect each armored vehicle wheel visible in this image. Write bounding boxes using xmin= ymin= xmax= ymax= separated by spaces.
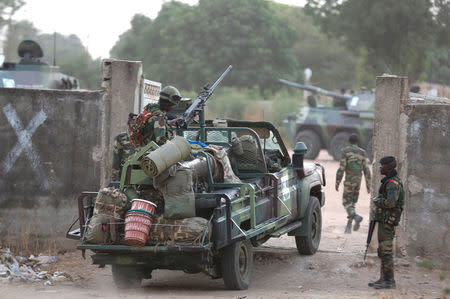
xmin=295 ymin=130 xmax=320 ymax=160
xmin=221 ymin=239 xmax=253 ymax=290
xmin=329 ymin=132 xmax=351 ymax=160
xmin=111 ymin=264 xmax=144 ymax=289
xmin=296 ymin=197 xmax=322 ymax=255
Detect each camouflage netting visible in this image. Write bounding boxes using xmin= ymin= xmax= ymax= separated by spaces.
xmin=234 ymin=135 xmax=263 ymax=171
xmin=147 ymin=216 xmax=211 ymax=245
xmin=84 ymin=187 xmax=128 ymax=244
xmin=93 ymin=187 xmax=129 ymax=219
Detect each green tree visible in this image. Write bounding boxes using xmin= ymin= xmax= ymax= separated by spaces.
xmin=0 ymin=0 xmax=23 ymax=29
xmin=305 ymin=0 xmax=435 ymax=82
xmin=111 ymin=0 xmax=301 ymax=92
xmin=275 ymin=4 xmax=359 ymax=90
xmin=426 ymin=48 xmax=450 ymax=85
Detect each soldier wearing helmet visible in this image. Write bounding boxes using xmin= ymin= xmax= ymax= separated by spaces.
xmin=129 ymin=86 xmax=182 ymax=147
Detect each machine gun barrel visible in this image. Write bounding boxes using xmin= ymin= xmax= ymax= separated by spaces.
xmin=180 ymin=65 xmax=232 ymax=128
xmin=278 ymin=78 xmax=352 ymax=101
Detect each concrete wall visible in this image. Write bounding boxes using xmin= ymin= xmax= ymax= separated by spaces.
xmin=403 ymin=104 xmax=450 ymax=264
xmin=0 ymin=59 xmax=143 ymax=250
xmin=0 ymin=88 xmax=105 ymax=249
xmin=100 ymin=59 xmax=143 ymax=187
xmin=373 ymin=75 xmax=450 ymax=267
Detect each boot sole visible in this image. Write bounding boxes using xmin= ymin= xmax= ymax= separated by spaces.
xmin=373 ymin=285 xmax=396 ymax=289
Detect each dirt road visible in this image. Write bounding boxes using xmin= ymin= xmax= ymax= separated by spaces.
xmin=2 ymin=151 xmax=448 ymax=298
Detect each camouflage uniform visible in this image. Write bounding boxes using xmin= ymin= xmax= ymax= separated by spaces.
xmin=111 ymin=132 xmax=135 ymax=181
xmin=141 ymin=103 xmax=173 ymax=146
xmin=373 ymin=170 xmax=404 ymax=286
xmin=335 ymin=144 xmax=371 ymax=217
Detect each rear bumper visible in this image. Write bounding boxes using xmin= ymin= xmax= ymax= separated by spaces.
xmin=78 ymin=244 xmax=213 ymax=269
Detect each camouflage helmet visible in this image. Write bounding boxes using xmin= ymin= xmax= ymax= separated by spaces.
xmin=160 ymin=86 xmax=181 ymax=105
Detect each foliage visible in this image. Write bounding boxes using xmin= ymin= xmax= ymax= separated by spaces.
xmin=3 ymin=20 xmax=101 ymax=89
xmin=417 ymin=259 xmax=434 ymax=270
xmin=425 ymin=48 xmax=450 ymax=85
xmin=111 ymin=0 xmax=301 ymax=93
xmin=274 ymin=4 xmax=358 ymax=90
xmin=204 ymin=87 xmax=254 ymax=120
xmin=305 ymin=0 xmax=436 ymax=82
xmin=0 ymin=0 xmax=23 ymax=29
xmin=433 ymin=0 xmax=450 ymax=48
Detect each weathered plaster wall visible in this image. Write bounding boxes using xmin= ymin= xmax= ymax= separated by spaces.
xmin=100 ymin=59 xmax=142 ymax=187
xmin=0 ymin=88 xmax=105 ymax=248
xmin=0 ymin=59 xmax=143 ymax=249
xmin=373 ymin=75 xmax=450 ymax=268
xmin=403 ymin=104 xmax=450 ymax=265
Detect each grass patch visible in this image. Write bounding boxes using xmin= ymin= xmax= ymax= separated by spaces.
xmin=417 ymin=259 xmax=435 ymax=270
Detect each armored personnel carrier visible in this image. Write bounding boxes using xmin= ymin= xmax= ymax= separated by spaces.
xmin=0 ymin=40 xmax=79 ymax=89
xmin=279 ymin=79 xmax=374 ymax=161
xmin=67 ymin=67 xmax=326 ymax=290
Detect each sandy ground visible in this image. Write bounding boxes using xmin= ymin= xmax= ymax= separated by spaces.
xmin=2 ymin=151 xmax=449 ymax=298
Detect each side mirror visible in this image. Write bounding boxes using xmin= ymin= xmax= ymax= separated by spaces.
xmin=292 ymin=142 xmax=307 ymax=171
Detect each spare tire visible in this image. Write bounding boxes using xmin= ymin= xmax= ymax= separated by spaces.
xmin=328 ymin=132 xmax=351 ymax=161
xmin=295 ymin=130 xmax=321 ymax=160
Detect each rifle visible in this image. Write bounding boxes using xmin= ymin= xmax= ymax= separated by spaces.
xmin=179 ymin=65 xmax=232 ymax=129
xmin=364 ymin=220 xmax=376 ymax=262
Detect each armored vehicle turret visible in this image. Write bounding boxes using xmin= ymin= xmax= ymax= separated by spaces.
xmin=0 ymin=40 xmax=79 ymax=89
xmin=279 ymin=79 xmax=374 ymax=161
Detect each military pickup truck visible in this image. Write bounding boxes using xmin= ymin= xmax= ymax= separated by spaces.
xmin=67 ymin=68 xmax=326 ymax=290
xmin=67 ymin=119 xmax=326 ymax=290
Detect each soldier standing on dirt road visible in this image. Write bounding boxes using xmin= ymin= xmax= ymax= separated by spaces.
xmin=335 ymin=134 xmax=371 ymax=233
xmin=369 ymin=156 xmax=405 ymax=289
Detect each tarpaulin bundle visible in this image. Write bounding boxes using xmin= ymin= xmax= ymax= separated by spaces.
xmin=141 ymin=136 xmax=191 ymax=178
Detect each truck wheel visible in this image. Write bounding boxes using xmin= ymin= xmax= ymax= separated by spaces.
xmin=295 ymin=130 xmax=321 ymax=160
xmin=221 ymin=240 xmax=253 ymax=290
xmin=111 ymin=265 xmax=143 ymax=289
xmin=329 ymin=132 xmax=351 ymax=160
xmin=295 ymin=197 xmax=322 ymax=255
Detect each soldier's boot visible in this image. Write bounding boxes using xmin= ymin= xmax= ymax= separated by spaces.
xmin=345 ymin=215 xmax=353 ymax=234
xmin=353 ymin=214 xmax=363 ymax=231
xmin=373 ymin=270 xmax=396 ymax=289
xmin=368 ymin=268 xmax=384 ymax=287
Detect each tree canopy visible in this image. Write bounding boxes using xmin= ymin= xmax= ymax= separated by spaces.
xmin=0 ymin=0 xmax=23 ymax=29
xmin=305 ymin=0 xmax=449 ymax=83
xmin=111 ymin=0 xmax=302 ymax=92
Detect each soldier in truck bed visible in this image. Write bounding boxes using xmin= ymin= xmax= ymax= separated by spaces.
xmin=335 ymin=134 xmax=371 ymax=233
xmin=111 ymin=86 xmax=182 ymax=182
xmin=111 ymin=114 xmax=137 ymax=182
xmin=132 ymin=85 xmax=182 ymax=147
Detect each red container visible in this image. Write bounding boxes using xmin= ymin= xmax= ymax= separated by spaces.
xmin=124 ymin=199 xmax=156 ymax=246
